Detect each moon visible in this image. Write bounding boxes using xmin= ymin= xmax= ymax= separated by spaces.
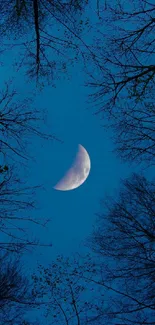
xmin=53 ymin=144 xmax=91 ymax=191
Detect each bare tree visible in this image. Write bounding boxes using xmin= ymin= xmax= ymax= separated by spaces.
xmin=85 ymin=173 xmax=155 ymax=324
xmin=32 ymin=254 xmax=103 ymax=325
xmin=0 ymin=162 xmax=52 ymax=253
xmin=0 ymin=251 xmax=37 ymax=325
xmin=86 ymin=0 xmax=155 ymax=165
xmin=0 ymin=0 xmax=92 ymax=86
xmin=111 ymin=100 xmax=155 ymax=165
xmin=0 ymin=82 xmax=60 ymax=162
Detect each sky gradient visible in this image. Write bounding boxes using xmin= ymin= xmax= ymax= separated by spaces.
xmin=0 ymin=46 xmax=141 ymax=265
xmin=1 ymin=3 xmax=154 ymax=323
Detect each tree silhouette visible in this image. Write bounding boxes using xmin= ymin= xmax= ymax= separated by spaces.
xmin=12 ymin=173 xmax=154 ymax=324
xmin=0 ymin=0 xmax=91 ymax=86
xmin=85 ymin=173 xmax=155 ymax=324
xmin=0 ymin=162 xmax=52 ymax=253
xmin=87 ymin=0 xmax=155 ymax=165
xmin=0 ymin=82 xmax=55 ymax=251
xmin=0 ymin=251 xmax=37 ymax=325
xmin=0 ymin=82 xmax=59 ymax=162
xmin=32 ymin=254 xmax=103 ymax=324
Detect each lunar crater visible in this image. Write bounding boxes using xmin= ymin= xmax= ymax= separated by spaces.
xmin=54 ymin=144 xmax=91 ymax=191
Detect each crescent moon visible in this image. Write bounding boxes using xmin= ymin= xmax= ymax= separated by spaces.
xmin=53 ymin=144 xmax=91 ymax=191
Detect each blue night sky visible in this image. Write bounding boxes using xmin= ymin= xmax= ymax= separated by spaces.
xmin=0 ymin=36 xmax=144 ymax=265
xmin=1 ymin=2 xmax=154 ymax=324
xmin=28 ymin=76 xmax=133 ymax=261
